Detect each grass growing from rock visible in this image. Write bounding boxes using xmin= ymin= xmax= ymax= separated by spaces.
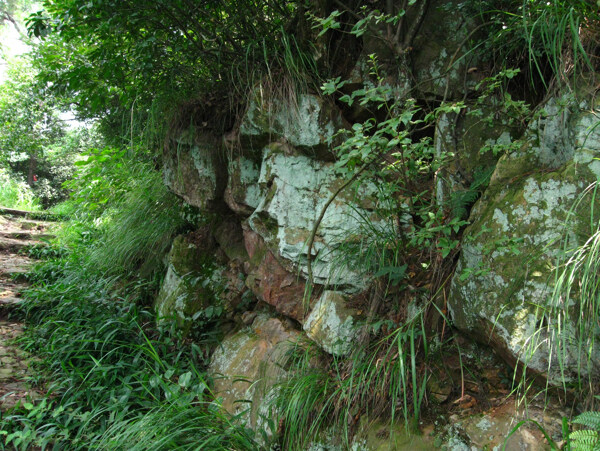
xmin=272 ymin=304 xmax=433 ymax=450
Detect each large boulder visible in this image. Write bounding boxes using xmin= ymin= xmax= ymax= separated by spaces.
xmin=209 ymin=314 xmax=301 ymax=432
xmin=163 ymin=129 xmax=227 ymax=210
xmin=449 ymin=93 xmax=600 ymax=384
xmin=243 ymin=226 xmax=313 ymax=322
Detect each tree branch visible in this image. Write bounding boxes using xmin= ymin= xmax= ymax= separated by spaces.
xmin=403 ymin=0 xmax=429 ymax=49
xmin=306 ymin=161 xmax=371 ymax=288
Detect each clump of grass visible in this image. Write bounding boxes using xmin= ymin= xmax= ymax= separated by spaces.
xmin=547 ymin=182 xmax=600 ymax=399
xmin=93 ymin=398 xmax=258 ymax=450
xmin=0 ymin=168 xmax=40 ymax=210
xmin=83 ymin=162 xmax=188 ymax=278
xmin=273 ymin=305 xmax=431 ymax=450
xmin=486 ymin=0 xmax=599 ymax=88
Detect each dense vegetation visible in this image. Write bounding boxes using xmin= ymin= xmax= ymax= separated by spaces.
xmin=0 ymin=0 xmax=599 ymax=449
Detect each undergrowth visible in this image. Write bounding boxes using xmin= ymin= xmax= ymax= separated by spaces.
xmin=273 ymin=306 xmax=434 ymax=450
xmin=0 ymin=168 xmax=40 ymax=211
xmin=0 ymin=150 xmax=258 ymax=449
xmin=1 ymin=267 xmax=257 ymax=449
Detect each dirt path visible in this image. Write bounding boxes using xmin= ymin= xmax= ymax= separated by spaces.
xmin=0 ymin=214 xmax=53 ymax=411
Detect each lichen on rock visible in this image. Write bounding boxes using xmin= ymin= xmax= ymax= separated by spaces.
xmin=449 ymin=94 xmax=600 ymax=384
xmin=247 ymin=143 xmax=393 ymax=292
xmin=224 ymin=155 xmax=262 ymax=216
xmin=163 ymin=129 xmax=227 ymax=211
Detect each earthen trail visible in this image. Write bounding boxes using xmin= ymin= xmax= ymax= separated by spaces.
xmin=0 ymin=212 xmax=52 ymax=411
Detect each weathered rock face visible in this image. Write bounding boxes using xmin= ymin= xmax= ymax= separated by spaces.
xmin=239 ymin=90 xmax=346 ymax=157
xmin=411 ymin=0 xmax=483 ymax=99
xmin=163 ymin=129 xmax=227 ymax=210
xmin=243 ymin=226 xmax=311 ymax=322
xmin=155 ymin=10 xmax=600 ymax=444
xmin=247 ymin=143 xmax=392 ymax=291
xmin=209 ymin=314 xmax=300 ymax=431
xmin=224 ymin=155 xmax=262 ymax=216
xmin=303 ymin=291 xmax=358 ymax=356
xmin=213 ymin=219 xmax=249 ymax=263
xmin=434 ymin=104 xmax=523 ymax=210
xmin=449 ymin=94 xmax=600 ymax=383
xmin=155 ymin=231 xmax=223 ymax=329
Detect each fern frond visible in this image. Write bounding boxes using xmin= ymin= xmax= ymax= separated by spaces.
xmin=574 ymin=412 xmax=600 ymax=430
xmin=570 ymin=429 xmax=600 ymax=451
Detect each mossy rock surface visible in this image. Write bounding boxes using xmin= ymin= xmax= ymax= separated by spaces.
xmin=434 ymin=103 xmax=524 ymax=211
xmin=449 ymin=94 xmax=600 ymax=384
xmin=155 ymin=233 xmax=224 ymax=332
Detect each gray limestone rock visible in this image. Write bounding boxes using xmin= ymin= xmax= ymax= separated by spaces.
xmin=303 ymin=291 xmax=359 ymax=356
xmin=247 ymin=143 xmax=394 ymax=291
xmin=449 ymin=93 xmax=600 ymax=384
xmin=163 ymin=129 xmax=227 ymax=210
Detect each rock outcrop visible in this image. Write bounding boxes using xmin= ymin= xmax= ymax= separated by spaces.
xmin=163 ymin=130 xmax=227 ymax=211
xmin=155 ymin=230 xmax=223 ymax=329
xmin=448 ymin=92 xmax=600 ymax=384
xmin=209 ymin=314 xmax=300 ymax=431
xmin=157 ymin=1 xmax=600 ymax=446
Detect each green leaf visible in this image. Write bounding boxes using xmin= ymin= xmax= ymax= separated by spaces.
xmin=178 ymin=371 xmax=192 ymax=388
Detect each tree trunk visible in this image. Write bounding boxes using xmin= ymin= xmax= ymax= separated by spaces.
xmin=27 ymin=155 xmax=37 ymax=187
